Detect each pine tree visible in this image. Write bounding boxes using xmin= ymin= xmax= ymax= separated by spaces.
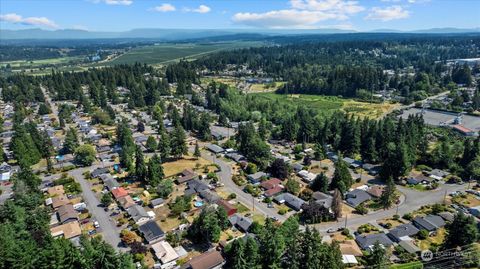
xmin=147 ymin=154 xmax=164 ymax=187
xmin=229 ymin=239 xmax=248 ymax=269
xmin=194 ymin=142 xmax=201 ymax=159
xmin=170 ymin=125 xmax=187 ymax=159
xmin=145 ymin=136 xmax=157 ymax=152
xmin=157 ymin=129 xmax=171 ymax=161
xmin=134 ymin=145 xmax=147 ymax=182
xmin=330 ymin=158 xmax=352 ymax=194
xmin=64 ymin=128 xmax=79 ymax=154
xmin=331 ymin=189 xmax=343 ymax=219
xmin=380 ymin=177 xmax=396 ymax=209
xmin=311 ymin=173 xmax=329 ymax=193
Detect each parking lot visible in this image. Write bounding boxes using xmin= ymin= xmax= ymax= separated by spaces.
xmin=400 ymin=108 xmax=480 ymax=132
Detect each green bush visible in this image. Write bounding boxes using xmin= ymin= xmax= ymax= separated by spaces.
xmin=403 ymin=213 xmax=413 ymax=220
xmin=417 ymin=229 xmax=429 ymax=240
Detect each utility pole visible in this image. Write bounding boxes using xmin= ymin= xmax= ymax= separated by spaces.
xmin=443 ymin=190 xmax=448 ymax=205
xmin=395 ymin=204 xmax=399 ymax=216
xmin=344 ymin=214 xmax=348 ymax=229
xmin=252 ymin=196 xmax=255 ymax=212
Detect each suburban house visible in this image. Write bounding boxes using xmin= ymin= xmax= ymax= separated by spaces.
xmin=225 ymin=152 xmax=246 ymax=163
xmin=47 ymin=185 xmax=65 ymax=197
xmin=429 ymin=169 xmax=450 ymax=181
xmin=177 ymin=169 xmax=198 ymax=184
xmin=57 ymin=204 xmax=79 ymax=224
xmin=90 ymin=167 xmax=110 ymax=178
xmin=150 ymin=198 xmax=165 ymax=209
xmin=413 ymin=215 xmax=446 ymax=232
xmin=0 ymin=162 xmax=12 ymax=181
xmin=362 ymin=163 xmax=380 ymax=175
xmin=345 ymin=189 xmax=371 ymax=207
xmin=216 ymin=199 xmax=237 ymax=216
xmin=181 ymin=250 xmax=225 ymax=269
xmin=118 ymin=195 xmax=136 ymax=209
xmin=210 ymin=130 xmax=225 ymax=141
xmin=151 ymin=240 xmax=180 ymax=269
xmin=264 ymin=186 xmax=284 ymax=198
xmin=274 ymin=193 xmax=305 ymax=211
xmin=297 ymin=170 xmax=317 ymax=183
xmin=127 ymin=205 xmax=152 ymax=224
xmin=184 ymin=179 xmax=209 ymax=196
xmin=367 ymin=186 xmax=384 ymax=199
xmin=50 ymin=221 xmax=82 ymax=240
xmin=292 ymin=163 xmax=304 ymax=172
xmin=199 ymin=190 xmax=221 ymax=204
xmin=51 ymin=195 xmax=71 ymax=209
xmin=312 ymin=192 xmax=333 ymax=209
xmin=247 ymin=172 xmax=268 ymax=184
xmin=111 ymin=187 xmax=129 ymax=200
xmin=206 ymin=144 xmax=224 ymax=154
xmin=343 ymin=157 xmax=362 ymax=169
xmin=228 ymin=213 xmax=253 ymax=232
xmin=387 ymin=223 xmax=420 ymax=242
xmin=398 ymin=240 xmax=421 ymax=254
xmin=468 ymin=205 xmax=480 ymax=217
xmin=260 ymin=178 xmax=283 ymax=190
xmin=138 ymin=220 xmax=165 ymax=244
xmin=355 ymin=233 xmax=394 ymax=250
xmin=102 ymin=175 xmax=120 ymax=190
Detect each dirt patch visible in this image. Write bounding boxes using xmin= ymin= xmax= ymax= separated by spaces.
xmin=162 ymin=155 xmax=212 ymax=178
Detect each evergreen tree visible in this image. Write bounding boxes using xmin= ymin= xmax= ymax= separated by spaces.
xmin=194 ymin=142 xmax=201 ymax=159
xmin=134 ymin=145 xmax=147 ymax=182
xmin=443 ymin=212 xmax=479 ymax=249
xmin=366 ymin=242 xmax=388 ymax=269
xmin=157 ymin=129 xmax=171 ymax=161
xmin=170 ymin=125 xmax=187 ymax=159
xmin=147 ymin=154 xmax=164 ymax=187
xmin=330 ymin=158 xmax=353 ymax=194
xmin=331 ymin=189 xmax=343 ymax=219
xmin=380 ymin=177 xmax=397 ymax=209
xmin=64 ymin=128 xmax=79 ymax=154
xmin=311 ymin=173 xmax=329 ymax=193
xmin=145 ymin=136 xmax=157 ymax=152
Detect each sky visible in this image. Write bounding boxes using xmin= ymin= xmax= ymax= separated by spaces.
xmin=0 ymin=0 xmax=479 ymax=32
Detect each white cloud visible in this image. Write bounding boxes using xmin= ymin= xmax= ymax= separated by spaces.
xmin=152 ymin=3 xmax=176 ymax=12
xmin=366 ymin=5 xmax=410 ymax=21
xmin=0 ymin=13 xmax=59 ymax=28
xmin=290 ymin=0 xmax=365 ymax=14
xmin=232 ymin=0 xmax=364 ymax=28
xmin=184 ymin=5 xmax=211 ymax=13
xmin=233 ymin=9 xmax=345 ymax=28
xmin=103 ymin=0 xmax=132 ymax=5
xmin=72 ymin=25 xmax=89 ymax=31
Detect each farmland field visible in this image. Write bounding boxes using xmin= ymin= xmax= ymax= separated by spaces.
xmin=253 ymin=93 xmax=399 ymax=119
xmin=107 ymin=41 xmax=263 ymax=65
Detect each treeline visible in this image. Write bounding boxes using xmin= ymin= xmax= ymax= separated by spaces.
xmin=193 ymin=35 xmax=480 ymax=100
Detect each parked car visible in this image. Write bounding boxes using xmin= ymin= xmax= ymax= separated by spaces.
xmin=94 ymin=221 xmax=100 ymax=228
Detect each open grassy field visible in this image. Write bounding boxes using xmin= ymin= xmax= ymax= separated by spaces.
xmin=253 ymin=93 xmax=399 ymax=119
xmin=107 ymin=41 xmax=263 ymax=66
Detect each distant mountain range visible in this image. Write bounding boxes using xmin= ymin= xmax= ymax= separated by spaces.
xmin=1 ymin=27 xmax=479 ymax=40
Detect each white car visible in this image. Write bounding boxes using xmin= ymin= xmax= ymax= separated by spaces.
xmin=94 ymin=221 xmax=100 ymax=228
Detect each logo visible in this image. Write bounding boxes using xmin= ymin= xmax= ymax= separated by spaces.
xmin=421 ymin=250 xmax=433 ymax=261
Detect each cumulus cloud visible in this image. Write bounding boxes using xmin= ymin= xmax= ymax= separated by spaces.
xmin=152 ymin=3 xmax=176 ymax=12
xmin=232 ymin=0 xmax=364 ymax=28
xmin=366 ymin=5 xmax=410 ymax=21
xmin=184 ymin=5 xmax=211 ymax=13
xmin=0 ymin=13 xmax=59 ymax=28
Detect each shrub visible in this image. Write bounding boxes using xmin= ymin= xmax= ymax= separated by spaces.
xmin=355 ymin=204 xmax=368 ymax=215
xmin=228 ymin=193 xmax=237 ymax=200
xmin=403 ymin=213 xmax=413 ymax=220
xmin=417 ymin=229 xmax=429 ymax=240
xmin=278 ymin=208 xmax=288 ymax=215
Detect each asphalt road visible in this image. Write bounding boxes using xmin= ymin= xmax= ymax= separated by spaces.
xmin=200 ymin=150 xmax=288 ymax=222
xmin=313 ymin=183 xmax=467 ymax=232
xmin=66 ymin=162 xmax=127 ymax=252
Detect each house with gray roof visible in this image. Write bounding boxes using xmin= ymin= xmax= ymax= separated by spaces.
xmin=247 ymin=172 xmax=268 ymax=184
xmin=184 ymin=179 xmax=209 ymax=196
xmin=225 ymin=152 xmax=246 ymax=163
xmin=387 ymin=223 xmax=420 ymax=242
xmin=229 ymin=213 xmax=253 ymax=232
xmin=355 ymin=233 xmax=394 ymax=250
xmin=150 ymin=198 xmax=165 ymax=209
xmin=91 ymin=167 xmax=110 ymax=178
xmin=343 ymin=157 xmax=362 ymax=168
xmin=274 ymin=193 xmax=305 ymax=211
xmin=312 ymin=192 xmax=333 ymax=209
xmin=413 ymin=215 xmax=446 ymax=232
xmin=127 ymin=205 xmax=151 ymax=224
xmin=345 ymin=189 xmax=371 ymax=207
xmin=101 ymin=174 xmax=119 ymax=190
xmin=138 ymin=220 xmax=165 ymax=244
xmin=199 ymin=190 xmax=220 ymax=203
xmin=206 ymin=144 xmax=225 ymax=154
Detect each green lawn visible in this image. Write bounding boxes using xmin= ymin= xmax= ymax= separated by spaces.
xmin=252 ymin=93 xmax=399 ymax=119
xmin=107 ymin=42 xmax=263 ymax=65
xmin=389 ymin=261 xmax=423 ymax=269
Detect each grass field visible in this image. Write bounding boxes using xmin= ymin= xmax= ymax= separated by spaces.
xmin=107 ymin=42 xmax=263 ymax=65
xmin=253 ymin=93 xmax=398 ymax=119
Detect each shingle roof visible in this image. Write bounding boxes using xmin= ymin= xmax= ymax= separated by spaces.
xmin=229 ymin=213 xmax=253 ymax=232
xmin=185 ymin=250 xmax=225 ymax=269
xmin=413 ymin=215 xmax=446 ymax=231
xmin=138 ymin=220 xmax=164 ymax=243
xmin=387 ymin=223 xmax=419 ymax=242
xmin=355 ymin=233 xmax=393 ymax=250
xmin=346 ymin=189 xmax=371 ymax=207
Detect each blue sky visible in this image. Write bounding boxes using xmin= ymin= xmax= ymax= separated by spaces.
xmin=0 ymin=0 xmax=479 ymax=32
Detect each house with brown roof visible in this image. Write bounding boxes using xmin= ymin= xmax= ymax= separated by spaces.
xmin=111 ymin=187 xmax=128 ymax=199
xmin=264 ymin=186 xmax=283 ymax=197
xmin=118 ymin=195 xmax=136 ymax=209
xmin=182 ymin=250 xmax=225 ymax=269
xmin=47 ymin=185 xmax=65 ymax=196
xmin=57 ymin=204 xmax=78 ymax=224
xmin=367 ymin=186 xmax=384 ymax=198
xmin=339 ymin=240 xmax=363 ymax=256
xmin=51 ymin=194 xmax=70 ymax=209
xmin=177 ymin=169 xmax=198 ymax=184
xmin=260 ymin=178 xmax=283 ymax=190
xmin=50 ymin=221 xmax=82 ymax=239
xmin=216 ymin=199 xmax=237 ymax=216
